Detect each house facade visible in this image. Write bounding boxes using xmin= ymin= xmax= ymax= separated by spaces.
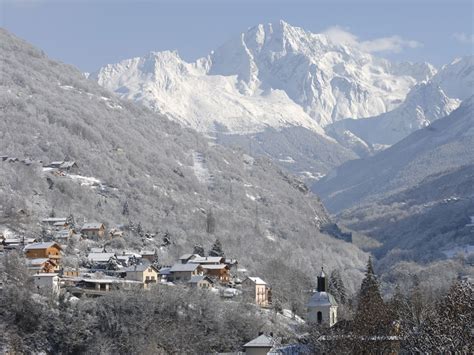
xmin=24 ymin=242 xmax=62 ymax=261
xmin=188 ymin=275 xmax=214 ymax=289
xmin=169 ymin=263 xmax=203 ymax=282
xmin=81 ymin=223 xmax=106 ymax=239
xmin=124 ymin=264 xmax=159 ymax=285
xmin=32 ymin=273 xmax=60 ymax=295
xmin=201 ymin=264 xmax=230 ymax=283
xmin=242 ymin=277 xmax=272 ymax=307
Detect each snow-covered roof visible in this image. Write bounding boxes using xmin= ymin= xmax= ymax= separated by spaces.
xmin=246 ymin=277 xmax=267 ymax=285
xmin=201 ymin=264 xmax=228 ymax=270
xmin=244 ymin=334 xmax=275 ymax=348
xmin=27 ymin=258 xmax=53 ymax=265
xmin=123 ymin=264 xmax=158 ymax=273
xmin=188 ymin=256 xmax=224 ymax=264
xmin=169 ymin=263 xmax=200 ymax=272
xmin=90 ymin=247 xmax=107 ymax=253
xmin=33 ymin=273 xmax=59 ymax=277
xmin=179 ymin=253 xmax=200 ymax=260
xmin=80 ymin=278 xmax=141 ymax=285
xmin=81 ymin=222 xmax=104 ymax=231
xmin=87 ymin=252 xmax=116 ymax=262
xmin=307 ymin=291 xmax=337 ymax=307
xmin=42 ymin=217 xmax=67 ymax=223
xmin=188 ymin=275 xmax=213 ymax=284
xmin=24 ymin=242 xmax=61 ymax=250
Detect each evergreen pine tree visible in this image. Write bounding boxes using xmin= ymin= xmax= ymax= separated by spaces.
xmin=209 ymin=238 xmax=224 ymax=257
xmin=206 ymin=209 xmax=216 ymax=234
xmin=49 ymin=208 xmax=56 ymax=218
xmin=328 ymin=269 xmax=347 ymax=304
xmin=136 ymin=222 xmax=144 ymax=237
xmin=353 ymin=257 xmax=392 ymax=338
xmin=193 ymin=244 xmax=205 ymax=256
xmin=66 ymin=214 xmax=75 ymax=230
xmin=122 ymin=201 xmax=129 ymax=216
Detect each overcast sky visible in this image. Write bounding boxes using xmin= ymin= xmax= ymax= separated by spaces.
xmin=1 ymin=0 xmax=473 ymax=72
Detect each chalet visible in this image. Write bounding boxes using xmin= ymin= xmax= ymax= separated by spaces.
xmin=243 ymin=334 xmax=276 ymax=355
xmin=169 ymin=263 xmax=203 ymax=282
xmin=123 ymin=264 xmax=159 ymax=286
xmin=242 ymin=277 xmax=272 ymax=308
xmin=26 ymin=258 xmax=59 ymax=274
xmin=201 ymin=264 xmax=230 ymax=283
xmin=81 ymin=223 xmax=106 ymax=239
xmin=24 ymin=242 xmax=62 ymax=261
xmin=188 ymin=275 xmax=214 ymax=289
xmin=32 ymin=273 xmax=60 ymax=295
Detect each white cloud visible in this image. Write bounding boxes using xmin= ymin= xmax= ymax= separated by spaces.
xmin=453 ymin=32 xmax=474 ymax=44
xmin=322 ymin=26 xmax=421 ymax=54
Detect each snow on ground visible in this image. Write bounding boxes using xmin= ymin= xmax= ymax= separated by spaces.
xmin=281 ymin=309 xmax=305 ymax=324
xmin=442 ymin=245 xmax=474 ymax=258
xmin=278 ymin=156 xmax=295 ymax=163
xmin=246 ymin=193 xmax=256 ymax=201
xmin=265 ymin=232 xmax=276 ymax=242
xmin=67 ymin=174 xmax=101 ymax=187
xmin=191 ymin=151 xmax=214 ymax=186
xmin=299 ymin=171 xmax=326 ymax=181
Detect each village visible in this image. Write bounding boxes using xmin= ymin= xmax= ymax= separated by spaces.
xmin=1 ymin=209 xmax=357 ymax=354
xmin=0 ymin=159 xmax=471 ymax=354
xmin=0 ymin=216 xmax=274 ymax=307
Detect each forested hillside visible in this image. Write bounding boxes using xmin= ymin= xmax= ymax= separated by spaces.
xmin=0 ymin=29 xmax=368 ymax=296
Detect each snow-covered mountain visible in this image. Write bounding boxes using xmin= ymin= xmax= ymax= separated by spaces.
xmin=93 ymin=50 xmax=325 ymax=135
xmin=326 ymin=56 xmax=472 ymax=148
xmin=327 ymin=82 xmax=460 ymax=147
xmin=92 ymin=20 xmax=429 ymax=134
xmin=431 ymin=56 xmax=474 ymax=101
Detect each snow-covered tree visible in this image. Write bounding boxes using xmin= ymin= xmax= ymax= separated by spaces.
xmin=208 ymin=238 xmax=224 ymax=257
xmin=122 ymin=201 xmax=129 ymax=216
xmin=328 ymin=269 xmax=347 ymax=304
xmin=206 ymin=209 xmax=216 ymax=234
xmin=193 ymin=244 xmax=204 ymax=256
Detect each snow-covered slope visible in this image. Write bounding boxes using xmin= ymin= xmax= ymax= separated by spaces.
xmin=314 ymin=96 xmax=474 ymax=213
xmin=93 ymin=50 xmax=325 ymax=135
xmin=326 ymin=56 xmax=472 ymax=149
xmin=431 ymin=56 xmax=474 ymax=100
xmin=92 ymin=20 xmax=429 ymax=133
xmin=327 ymin=82 xmax=460 ymax=146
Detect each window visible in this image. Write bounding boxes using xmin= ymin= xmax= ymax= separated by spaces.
xmin=317 ymin=311 xmax=322 ymax=324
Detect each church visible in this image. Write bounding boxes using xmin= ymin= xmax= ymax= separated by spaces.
xmin=307 ymin=268 xmax=338 ymax=326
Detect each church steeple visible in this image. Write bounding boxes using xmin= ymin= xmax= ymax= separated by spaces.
xmin=317 ymin=267 xmax=328 ymax=292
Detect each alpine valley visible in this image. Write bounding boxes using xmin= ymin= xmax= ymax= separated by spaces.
xmin=91 ymin=20 xmax=474 ymax=282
